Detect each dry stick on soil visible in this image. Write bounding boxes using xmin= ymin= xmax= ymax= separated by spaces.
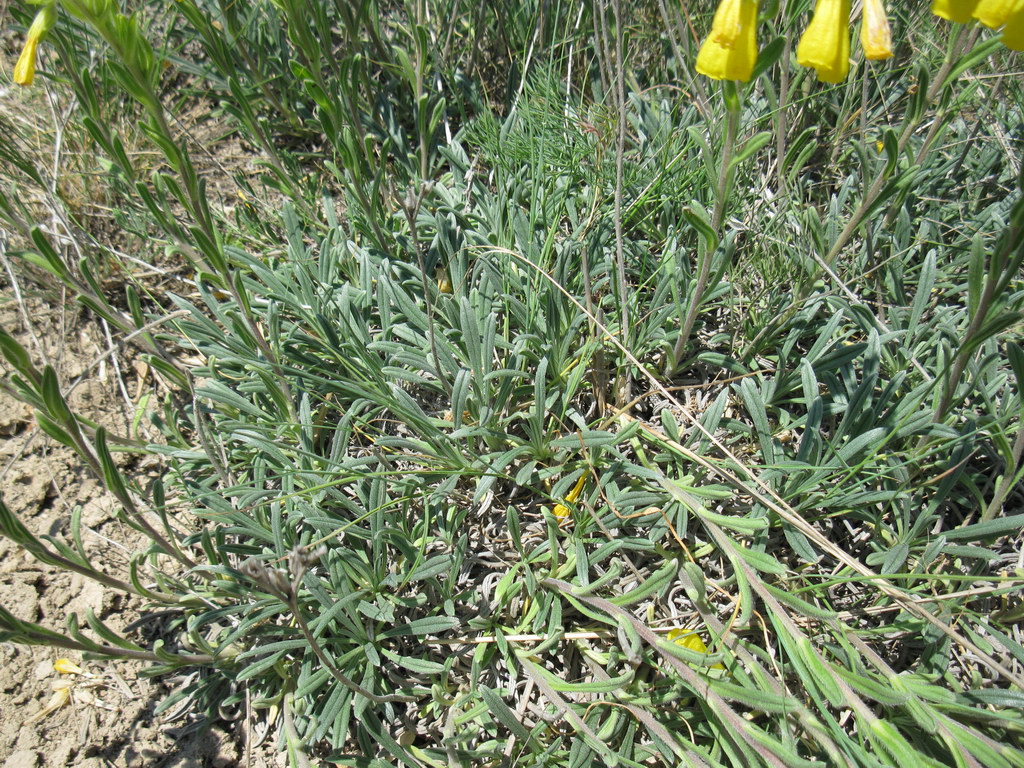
xmin=487 ymin=244 xmax=1024 ymax=691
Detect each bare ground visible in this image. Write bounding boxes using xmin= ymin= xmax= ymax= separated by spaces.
xmin=0 ymin=296 xmax=268 ymax=767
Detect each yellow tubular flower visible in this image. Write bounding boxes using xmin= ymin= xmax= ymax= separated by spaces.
xmin=797 ymin=0 xmax=853 ymax=83
xmin=932 ymin=0 xmax=981 ymax=23
xmin=1002 ymin=7 xmax=1024 ymax=48
xmin=553 ymin=475 xmax=586 ymax=520
xmin=13 ymin=37 xmax=39 ymax=85
xmin=974 ymin=0 xmax=1024 ymax=27
xmin=861 ymin=0 xmax=893 ymax=59
xmin=695 ymin=0 xmax=760 ymax=82
xmin=13 ymin=3 xmax=57 ymax=87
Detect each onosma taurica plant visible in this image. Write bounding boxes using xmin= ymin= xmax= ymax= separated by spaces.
xmin=2 ymin=1 xmax=1024 ymax=765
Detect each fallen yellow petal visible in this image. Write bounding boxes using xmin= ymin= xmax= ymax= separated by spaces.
xmin=53 ymin=659 xmax=82 ymax=675
xmin=24 ymin=686 xmax=71 ymax=725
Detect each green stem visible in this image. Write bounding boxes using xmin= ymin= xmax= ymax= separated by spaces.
xmin=775 ymin=0 xmax=792 ymax=197
xmin=611 ymin=0 xmax=631 ymax=405
xmin=745 ymin=26 xmax=970 ymax=358
xmin=668 ymin=88 xmax=740 ymax=372
xmin=982 ymin=426 xmax=1024 ymax=523
xmin=288 ymin=595 xmax=415 ymax=704
xmin=22 ymin=628 xmax=213 ymax=665
xmin=932 ymin=224 xmax=1023 ymax=425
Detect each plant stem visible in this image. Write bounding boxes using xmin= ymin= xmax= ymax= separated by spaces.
xmin=746 ymin=26 xmax=971 ymax=358
xmin=775 ymin=0 xmax=792 ymax=197
xmin=288 ymin=595 xmax=415 ymax=704
xmin=932 ymin=225 xmax=1023 ymax=425
xmin=822 ymin=29 xmax=967 ymax=269
xmin=403 ymin=186 xmax=449 ymax=393
xmin=33 ymin=630 xmax=213 ymax=665
xmin=668 ymin=89 xmax=740 ymax=372
xmin=982 ymin=426 xmax=1024 ymax=523
xmin=610 ymin=0 xmax=631 ymax=406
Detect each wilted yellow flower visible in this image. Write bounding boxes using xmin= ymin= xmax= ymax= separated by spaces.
xmin=861 ymin=0 xmax=893 ymax=59
xmin=695 ymin=0 xmax=760 ymax=82
xmin=974 ymin=0 xmax=1024 ymax=28
xmin=932 ymin=0 xmax=981 ymax=22
xmin=13 ymin=3 xmax=57 ymax=87
xmin=553 ymin=474 xmax=586 ymax=520
xmin=797 ymin=0 xmax=853 ymax=83
xmin=435 ymin=265 xmax=453 ymax=294
xmin=23 ymin=684 xmax=71 ymax=725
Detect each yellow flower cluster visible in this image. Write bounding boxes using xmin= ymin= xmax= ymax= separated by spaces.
xmin=696 ymin=0 xmax=1023 ymax=84
xmin=943 ymin=0 xmax=1024 ymax=50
